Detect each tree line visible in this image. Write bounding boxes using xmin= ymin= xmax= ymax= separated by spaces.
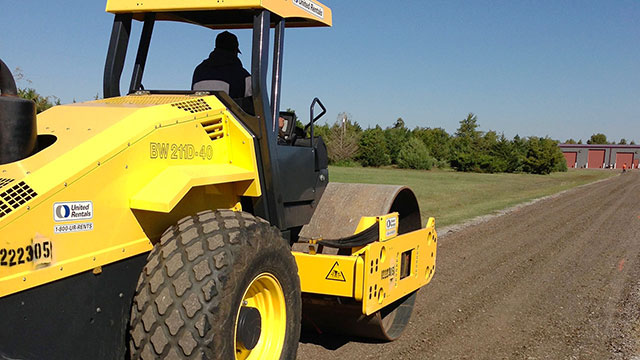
xmin=11 ymin=70 xmax=570 ymax=176
xmin=314 ymin=112 xmax=568 ymax=175
xmin=565 ymin=133 xmax=635 ymax=145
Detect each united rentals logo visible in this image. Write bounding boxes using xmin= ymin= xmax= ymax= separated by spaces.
xmin=53 ymin=201 xmax=93 ymax=222
xmin=385 ymin=216 xmax=398 ymax=238
xmin=293 ymin=0 xmax=324 ymax=19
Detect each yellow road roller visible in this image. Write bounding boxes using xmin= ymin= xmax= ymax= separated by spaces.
xmin=0 ymin=1 xmax=437 ymax=359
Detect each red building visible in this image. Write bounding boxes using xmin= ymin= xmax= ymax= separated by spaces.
xmin=558 ymin=144 xmax=640 ymax=169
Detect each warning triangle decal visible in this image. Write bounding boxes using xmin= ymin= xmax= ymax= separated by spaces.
xmin=325 ymin=261 xmax=346 ymax=282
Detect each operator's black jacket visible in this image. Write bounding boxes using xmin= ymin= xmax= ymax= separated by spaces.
xmin=191 ymin=49 xmax=252 ymax=98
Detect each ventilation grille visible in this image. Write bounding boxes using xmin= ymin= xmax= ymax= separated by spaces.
xmin=0 ymin=181 xmax=38 ymax=219
xmin=200 ymin=118 xmax=225 ymax=140
xmin=0 ymin=201 xmax=11 ymax=218
xmin=96 ymin=95 xmax=195 ymax=105
xmin=0 ymin=178 xmax=14 ymax=190
xmin=171 ymin=99 xmax=212 ymax=113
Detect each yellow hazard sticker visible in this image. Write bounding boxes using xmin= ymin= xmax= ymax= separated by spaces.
xmin=325 ymin=261 xmax=346 ymax=282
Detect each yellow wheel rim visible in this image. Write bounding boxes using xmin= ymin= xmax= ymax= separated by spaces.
xmin=235 ymin=273 xmax=286 ymax=360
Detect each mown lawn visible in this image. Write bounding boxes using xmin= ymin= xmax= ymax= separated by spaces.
xmin=328 ymin=167 xmax=616 ymax=227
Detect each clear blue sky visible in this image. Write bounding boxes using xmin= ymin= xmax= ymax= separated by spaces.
xmin=2 ymin=1 xmax=638 ymax=143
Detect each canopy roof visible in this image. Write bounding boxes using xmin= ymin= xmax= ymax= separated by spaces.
xmin=105 ymin=0 xmax=332 ymax=28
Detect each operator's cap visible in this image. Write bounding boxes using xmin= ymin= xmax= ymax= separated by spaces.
xmin=215 ymin=31 xmax=241 ymax=54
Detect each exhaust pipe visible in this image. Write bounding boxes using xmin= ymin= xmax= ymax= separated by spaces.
xmin=0 ymin=59 xmax=37 ymax=165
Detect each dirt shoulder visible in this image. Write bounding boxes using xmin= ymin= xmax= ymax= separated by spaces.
xmin=297 ymin=172 xmax=640 ymax=359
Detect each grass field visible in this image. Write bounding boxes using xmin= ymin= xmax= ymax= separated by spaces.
xmin=328 ymin=166 xmax=617 ymax=228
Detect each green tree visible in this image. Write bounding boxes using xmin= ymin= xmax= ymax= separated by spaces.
xmin=397 ymin=137 xmax=435 ymax=170
xmin=564 ymin=139 xmax=577 ymax=144
xmin=384 ymin=118 xmax=410 ymax=164
xmin=450 ymin=113 xmax=491 ymax=172
xmin=451 ymin=113 xmax=482 ymax=156
xmin=393 ymin=117 xmax=405 ymax=129
xmin=358 ymin=126 xmax=390 ymax=167
xmin=412 ymin=127 xmax=451 ymax=162
xmin=509 ymin=134 xmax=528 ymax=172
xmin=487 ymin=134 xmax=524 ymax=173
xmin=455 ymin=113 xmax=481 ymax=139
xmin=512 ymin=134 xmax=527 ymax=153
xmin=587 ymin=133 xmax=608 ymax=145
xmin=619 ymin=138 xmax=627 ymax=145
xmin=522 ymin=137 xmax=567 ymax=174
xmin=481 ymin=130 xmax=499 ymax=151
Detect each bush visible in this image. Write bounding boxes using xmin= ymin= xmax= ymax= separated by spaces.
xmin=397 ymin=137 xmax=435 ymax=170
xmin=331 ymin=159 xmax=361 ymax=167
xmin=451 ymin=152 xmax=506 ymax=173
xmin=435 ymin=159 xmax=450 ymax=169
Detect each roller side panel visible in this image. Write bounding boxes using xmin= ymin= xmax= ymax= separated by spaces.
xmin=296 ymin=182 xmax=429 ymax=341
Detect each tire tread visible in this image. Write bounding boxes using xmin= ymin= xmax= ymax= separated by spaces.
xmin=129 ymin=210 xmax=299 ymax=359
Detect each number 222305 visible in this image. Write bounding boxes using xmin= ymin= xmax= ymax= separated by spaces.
xmin=0 ymin=241 xmax=52 ymax=267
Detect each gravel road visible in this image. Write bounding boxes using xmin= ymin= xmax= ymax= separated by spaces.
xmin=297 ymin=171 xmax=640 ymax=359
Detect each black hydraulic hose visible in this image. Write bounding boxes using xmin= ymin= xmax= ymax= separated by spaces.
xmin=318 ymin=223 xmax=379 ymax=249
xmin=0 ymin=59 xmax=18 ymax=96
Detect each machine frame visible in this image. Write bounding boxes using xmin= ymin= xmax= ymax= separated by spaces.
xmin=0 ymin=1 xmax=437 ymax=358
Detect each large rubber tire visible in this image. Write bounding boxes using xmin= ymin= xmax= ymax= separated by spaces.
xmin=128 ymin=210 xmax=301 ymax=360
